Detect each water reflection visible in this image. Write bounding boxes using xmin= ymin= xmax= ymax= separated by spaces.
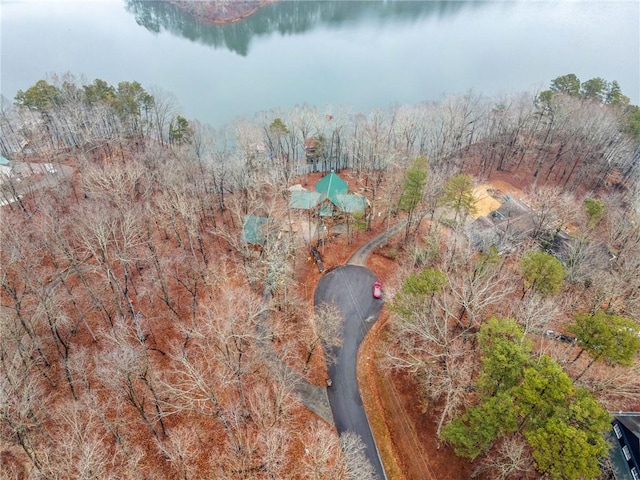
xmin=125 ymin=0 xmax=488 ymax=56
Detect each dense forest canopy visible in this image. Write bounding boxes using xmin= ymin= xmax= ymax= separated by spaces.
xmin=1 ymin=73 xmax=639 ymax=479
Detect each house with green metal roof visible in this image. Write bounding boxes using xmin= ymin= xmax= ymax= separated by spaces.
xmin=289 ymin=191 xmax=324 ymax=210
xmin=334 ymin=194 xmax=367 ymax=214
xmin=288 ymin=172 xmax=367 ymax=217
xmin=315 ymin=171 xmax=348 ymax=204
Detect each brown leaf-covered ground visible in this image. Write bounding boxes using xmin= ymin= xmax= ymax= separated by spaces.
xmin=2 ymin=142 xmax=637 ymax=478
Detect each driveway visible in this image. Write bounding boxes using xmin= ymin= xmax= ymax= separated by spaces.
xmin=347 ymin=220 xmax=406 ymax=266
xmin=314 ymin=264 xmax=386 ymax=479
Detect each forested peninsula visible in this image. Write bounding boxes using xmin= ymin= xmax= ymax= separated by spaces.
xmin=168 ymin=0 xmax=275 ymax=24
xmin=1 ymin=73 xmax=639 ymax=479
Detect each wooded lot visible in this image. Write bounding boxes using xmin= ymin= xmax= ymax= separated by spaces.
xmin=1 ymin=74 xmax=639 ymax=479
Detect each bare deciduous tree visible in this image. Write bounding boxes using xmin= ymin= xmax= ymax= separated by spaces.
xmin=339 ymin=431 xmax=377 ymax=480
xmin=472 ymin=434 xmax=532 ymax=480
xmin=0 ymin=338 xmax=48 ymax=474
xmin=97 ymin=316 xmax=167 ymax=440
xmin=38 ymin=397 xmax=113 ymax=480
xmin=306 ymin=302 xmax=344 ymax=369
xmin=155 ymin=425 xmax=200 ymax=480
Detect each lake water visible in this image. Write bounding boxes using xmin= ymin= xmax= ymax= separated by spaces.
xmin=2 ymin=0 xmax=639 ymax=128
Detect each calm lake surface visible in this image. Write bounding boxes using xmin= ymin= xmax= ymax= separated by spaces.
xmin=2 ymin=0 xmax=639 ymax=127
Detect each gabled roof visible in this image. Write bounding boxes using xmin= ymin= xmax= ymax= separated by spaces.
xmin=320 ymin=203 xmax=334 ymax=217
xmin=335 ymin=194 xmax=366 ymax=214
xmin=315 ymin=172 xmax=348 ymax=204
xmin=467 ymin=197 xmax=536 ymax=252
xmin=242 ymin=215 xmax=269 ymax=246
xmin=289 ymin=173 xmax=367 ymax=216
xmin=618 ymin=415 xmax=640 ymax=438
xmin=289 ymin=191 xmax=324 ymax=209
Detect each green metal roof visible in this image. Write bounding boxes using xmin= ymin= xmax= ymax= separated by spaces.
xmin=242 ymin=216 xmax=269 ymax=246
xmin=0 ymin=155 xmax=10 ymax=166
xmin=289 ymin=191 xmax=324 ymax=209
xmin=315 ymin=172 xmax=348 ymax=205
xmin=335 ymin=194 xmax=366 ymax=214
xmin=289 ymin=174 xmax=366 ymax=216
xmin=320 ymin=203 xmax=334 ymax=217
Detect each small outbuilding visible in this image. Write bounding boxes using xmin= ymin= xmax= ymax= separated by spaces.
xmin=242 ymin=215 xmax=270 ymax=247
xmin=0 ymin=154 xmax=12 ymax=179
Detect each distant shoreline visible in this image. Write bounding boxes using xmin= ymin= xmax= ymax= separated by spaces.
xmin=167 ymin=0 xmax=277 ymax=24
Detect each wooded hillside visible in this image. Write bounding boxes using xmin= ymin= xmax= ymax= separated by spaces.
xmin=1 ymin=74 xmax=638 ymax=479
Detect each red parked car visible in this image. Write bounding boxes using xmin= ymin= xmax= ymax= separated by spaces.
xmin=373 ymin=281 xmax=382 ymax=299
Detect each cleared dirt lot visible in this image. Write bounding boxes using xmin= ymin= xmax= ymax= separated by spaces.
xmin=472 ymin=179 xmax=527 ymax=219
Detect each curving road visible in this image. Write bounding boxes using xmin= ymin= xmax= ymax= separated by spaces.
xmin=347 ymin=220 xmax=406 ymax=266
xmin=314 ymin=264 xmax=386 ymax=478
xmin=314 ymin=222 xmax=405 ymax=479
xmin=313 ymin=223 xmax=405 ymax=479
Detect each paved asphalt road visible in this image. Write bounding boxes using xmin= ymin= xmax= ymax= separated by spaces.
xmin=314 ymin=264 xmax=386 ymax=479
xmin=348 ymin=221 xmax=406 ymax=266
